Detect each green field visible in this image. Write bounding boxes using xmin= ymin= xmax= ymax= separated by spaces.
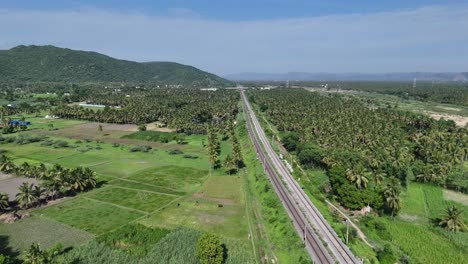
xmin=0 ymin=117 xmax=254 ymax=262
xmin=0 ymin=216 xmax=93 ymax=254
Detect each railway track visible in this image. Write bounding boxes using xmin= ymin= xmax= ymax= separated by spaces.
xmin=242 ymin=92 xmax=333 ymax=263
xmin=241 ymin=90 xmax=360 ymax=264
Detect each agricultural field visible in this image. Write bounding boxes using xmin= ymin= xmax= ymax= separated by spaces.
xmin=0 ymin=113 xmax=255 ymax=263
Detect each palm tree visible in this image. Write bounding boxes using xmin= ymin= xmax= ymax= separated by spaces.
xmin=0 ymin=192 xmax=9 ymax=212
xmin=346 ymin=167 xmax=369 ymax=189
xmin=23 ymin=243 xmax=46 ymax=264
xmin=16 ymin=182 xmax=38 ymax=209
xmin=0 ymin=155 xmax=16 ymax=173
xmin=439 ymin=205 xmax=466 ymax=232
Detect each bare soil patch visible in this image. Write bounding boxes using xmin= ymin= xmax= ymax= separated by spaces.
xmin=146 ymin=122 xmax=176 ymax=132
xmin=443 ymin=189 xmax=468 ymax=206
xmin=0 ymin=176 xmax=40 ymax=200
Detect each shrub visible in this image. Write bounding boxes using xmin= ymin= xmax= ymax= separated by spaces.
xmin=138 ymin=124 xmax=147 ymax=131
xmin=183 ymin=154 xmax=198 ymax=159
xmin=53 ymin=140 xmax=69 ymax=148
xmin=195 ymin=233 xmax=224 ymax=264
xmin=112 ymin=143 xmax=120 ymax=147
xmin=168 ymin=149 xmax=183 ymax=155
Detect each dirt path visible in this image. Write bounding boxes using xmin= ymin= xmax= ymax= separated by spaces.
xmin=325 ymin=200 xmax=375 ymax=249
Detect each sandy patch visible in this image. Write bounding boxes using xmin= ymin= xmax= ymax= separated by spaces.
xmin=443 ymin=189 xmax=468 ymax=206
xmin=425 ymin=111 xmax=468 ymax=127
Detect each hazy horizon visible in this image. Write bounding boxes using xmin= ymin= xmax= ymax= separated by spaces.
xmin=1 ymin=1 xmax=468 ymax=75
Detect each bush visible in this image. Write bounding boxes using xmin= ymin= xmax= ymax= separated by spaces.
xmin=112 ymin=143 xmax=120 ymax=147
xmin=53 ymin=140 xmax=69 ymax=148
xmin=195 ymin=233 xmax=224 ymax=264
xmin=129 ymin=145 xmax=152 ymax=153
xmin=138 ymin=124 xmax=147 ymax=131
xmin=168 ymin=149 xmax=183 ymax=155
xmin=183 ymin=154 xmax=198 ymax=159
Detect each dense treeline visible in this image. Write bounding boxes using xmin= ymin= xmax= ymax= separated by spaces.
xmin=299 ymin=81 xmax=468 ymax=106
xmin=51 ymin=89 xmax=240 ymax=133
xmin=249 ymin=88 xmax=467 ymax=214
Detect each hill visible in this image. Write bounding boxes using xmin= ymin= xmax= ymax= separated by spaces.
xmin=0 ymin=45 xmax=233 ymax=87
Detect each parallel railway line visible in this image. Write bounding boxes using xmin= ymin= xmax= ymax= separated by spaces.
xmin=241 ymin=90 xmax=360 ymax=263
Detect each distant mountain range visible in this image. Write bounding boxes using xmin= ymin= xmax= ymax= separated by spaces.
xmin=225 ymin=72 xmax=468 ymax=82
xmin=0 ymin=45 xmax=233 ymax=87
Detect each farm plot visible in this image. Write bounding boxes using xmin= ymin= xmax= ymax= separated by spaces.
xmin=86 ymin=187 xmax=178 ymax=213
xmin=36 ymin=198 xmax=145 ymax=235
xmin=0 ymin=216 xmax=93 ymax=253
xmin=128 ymin=166 xmax=208 ymax=193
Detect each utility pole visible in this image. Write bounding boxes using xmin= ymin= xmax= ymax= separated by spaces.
xmin=345 ymin=219 xmax=349 ymax=244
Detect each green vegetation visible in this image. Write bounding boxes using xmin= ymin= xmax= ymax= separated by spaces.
xmin=35 ymin=198 xmax=145 ymax=234
xmin=196 ymin=233 xmax=224 ymax=264
xmin=0 ymin=88 xmax=255 ymax=263
xmin=51 ymin=88 xmax=240 ymax=132
xmin=122 ymin=131 xmax=184 ymax=144
xmin=96 ymin=224 xmax=170 ymax=257
xmin=237 ymin=112 xmax=310 ymax=264
xmin=249 ymin=88 xmax=468 ymax=263
xmin=0 ymin=216 xmax=93 ymax=254
xmin=0 ymin=45 xmax=233 ymax=87
xmin=296 ymin=81 xmax=468 ymax=106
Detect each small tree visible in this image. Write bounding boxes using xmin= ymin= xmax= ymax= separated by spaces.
xmin=98 ymin=124 xmax=103 ymax=132
xmin=439 ymin=205 xmax=466 ymax=232
xmin=195 ymin=233 xmax=224 ymax=264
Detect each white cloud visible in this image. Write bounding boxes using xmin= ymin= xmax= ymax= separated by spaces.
xmin=0 ymin=5 xmax=467 ymax=74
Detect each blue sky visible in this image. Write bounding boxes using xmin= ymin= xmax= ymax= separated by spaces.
xmin=1 ymin=1 xmax=467 ymax=74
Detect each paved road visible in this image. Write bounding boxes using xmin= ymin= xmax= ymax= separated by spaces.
xmin=241 ymin=90 xmax=360 ymax=264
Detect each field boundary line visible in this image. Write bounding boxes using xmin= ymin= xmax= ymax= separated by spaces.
xmin=114 ymin=178 xmax=182 ymax=193
xmin=107 ymin=185 xmax=180 ymax=197
xmin=83 ymin=197 xmax=148 ymax=214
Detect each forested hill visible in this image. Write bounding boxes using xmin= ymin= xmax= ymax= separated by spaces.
xmin=0 ymin=45 xmax=233 ymax=87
